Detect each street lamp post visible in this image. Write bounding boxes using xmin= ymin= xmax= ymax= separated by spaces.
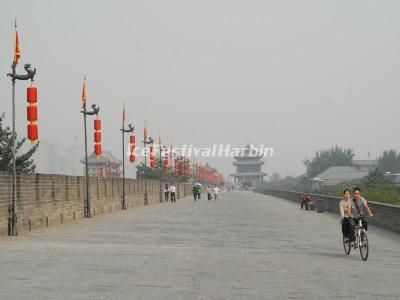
xmin=175 ymin=154 xmax=183 ymax=198
xmin=192 ymin=159 xmax=196 ymax=185
xmin=7 ymin=61 xmax=36 ymax=236
xmin=158 ymin=144 xmax=167 ymax=203
xmin=121 ymin=124 xmax=134 ymax=210
xmin=143 ymin=136 xmax=154 ymax=205
xmin=81 ymin=103 xmax=100 ymax=218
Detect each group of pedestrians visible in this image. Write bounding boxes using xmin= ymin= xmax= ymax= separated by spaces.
xmin=299 ymin=193 xmax=312 ymax=210
xmin=207 ymin=185 xmax=220 ymax=201
xmin=163 ymin=183 xmax=176 ymax=203
xmin=192 ymin=185 xmax=220 ymax=201
xmin=164 ymin=183 xmax=222 ymax=203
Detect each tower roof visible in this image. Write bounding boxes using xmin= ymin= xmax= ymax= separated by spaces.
xmin=81 ymin=151 xmax=122 ymax=167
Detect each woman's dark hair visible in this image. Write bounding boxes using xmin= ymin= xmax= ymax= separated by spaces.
xmin=343 ymin=189 xmax=351 ymax=195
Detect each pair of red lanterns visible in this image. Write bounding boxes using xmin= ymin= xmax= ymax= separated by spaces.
xmin=27 ymin=85 xmax=38 ymax=143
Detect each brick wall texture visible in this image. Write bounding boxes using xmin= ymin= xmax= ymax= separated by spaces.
xmin=0 ymin=172 xmax=193 ymax=236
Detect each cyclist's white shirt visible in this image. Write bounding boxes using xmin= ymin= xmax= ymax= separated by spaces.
xmin=351 ymin=197 xmax=367 ymax=218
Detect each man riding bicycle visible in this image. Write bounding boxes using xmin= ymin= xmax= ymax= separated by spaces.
xmin=350 ymin=187 xmax=373 ymax=244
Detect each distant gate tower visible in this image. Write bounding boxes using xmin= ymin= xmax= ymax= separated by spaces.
xmin=231 ymin=145 xmax=267 ymax=186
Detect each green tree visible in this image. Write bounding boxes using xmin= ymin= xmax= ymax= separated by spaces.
xmin=377 ymin=149 xmax=400 ymax=173
xmin=136 ymin=157 xmax=190 ymax=182
xmin=0 ymin=113 xmax=38 ymax=173
xmin=303 ymin=145 xmax=354 ymax=178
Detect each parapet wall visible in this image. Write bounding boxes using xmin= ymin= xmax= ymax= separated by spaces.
xmin=256 ymin=189 xmax=400 ymax=233
xmin=0 ymin=172 xmax=192 ymax=236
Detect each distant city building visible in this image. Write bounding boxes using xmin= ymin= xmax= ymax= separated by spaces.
xmin=311 ymin=159 xmax=377 ymax=190
xmin=81 ymin=151 xmax=122 ymax=177
xmin=384 ymin=173 xmax=400 ymax=186
xmin=230 ymin=144 xmax=267 ymax=186
xmin=311 ymin=166 xmax=370 ymax=189
xmin=352 ymin=159 xmax=377 ymax=171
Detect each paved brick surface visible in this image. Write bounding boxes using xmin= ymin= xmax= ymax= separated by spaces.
xmin=0 ymin=191 xmax=399 ymax=299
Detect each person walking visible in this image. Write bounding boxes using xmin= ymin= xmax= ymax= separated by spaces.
xmin=207 ymin=186 xmax=212 ymax=200
xmin=169 ymin=184 xmax=176 ymax=203
xmin=213 ymin=186 xmax=220 ymax=201
xmin=300 ymin=193 xmax=311 ymax=210
xmin=164 ymin=183 xmax=169 ymax=202
xmin=192 ymin=185 xmax=198 ymax=201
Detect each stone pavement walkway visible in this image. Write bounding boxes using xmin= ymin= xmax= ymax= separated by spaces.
xmin=0 ymin=191 xmax=399 ymax=299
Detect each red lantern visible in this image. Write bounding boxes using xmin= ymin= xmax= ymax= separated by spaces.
xmin=27 ymin=106 xmax=37 ymax=121
xmin=129 ymin=135 xmax=136 ymax=164
xmin=181 ymin=160 xmax=185 ymax=176
xmin=94 ymin=119 xmax=101 ymax=131
xmin=94 ymin=131 xmax=101 ymax=143
xmin=149 ymin=145 xmax=155 ymax=169
xmin=150 ymin=145 xmax=154 ymax=158
xmin=164 ymin=154 xmax=169 ymax=173
xmin=174 ymin=159 xmax=178 ymax=176
xmin=26 ymin=85 xmax=38 ymax=144
xmin=27 ymin=86 xmax=37 ymax=104
xmin=94 ymin=118 xmax=101 ymax=158
xmin=94 ymin=143 xmax=102 ymax=156
xmin=27 ymin=124 xmax=38 ymax=140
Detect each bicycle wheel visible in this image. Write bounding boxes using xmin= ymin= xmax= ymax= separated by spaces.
xmin=343 ymin=235 xmax=351 ymax=255
xmin=359 ymin=231 xmax=369 ymax=261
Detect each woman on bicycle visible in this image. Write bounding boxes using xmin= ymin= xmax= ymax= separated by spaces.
xmin=339 ymin=189 xmax=355 ymax=243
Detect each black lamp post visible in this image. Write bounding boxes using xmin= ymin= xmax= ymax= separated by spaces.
xmin=169 ymin=149 xmax=179 ymax=185
xmin=7 ymin=52 xmax=36 ymax=236
xmin=158 ymin=144 xmax=168 ymax=202
xmin=121 ymin=123 xmax=134 ymax=210
xmin=192 ymin=159 xmax=196 ymax=185
xmin=143 ymin=136 xmax=154 ymax=205
xmin=175 ymin=154 xmax=184 ymax=198
xmin=81 ymin=102 xmax=100 ymax=218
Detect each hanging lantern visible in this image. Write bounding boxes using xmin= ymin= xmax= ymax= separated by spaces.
xmin=164 ymin=154 xmax=169 ymax=173
xmin=129 ymin=134 xmax=136 ymax=163
xmin=180 ymin=160 xmax=185 ymax=176
xmin=149 ymin=145 xmax=155 ymax=169
xmin=26 ymin=85 xmax=38 ymax=144
xmin=94 ymin=131 xmax=101 ymax=143
xmin=27 ymin=124 xmax=38 ymax=141
xmin=94 ymin=119 xmax=101 ymax=131
xmin=94 ymin=117 xmax=101 ymax=158
xmin=94 ymin=143 xmax=102 ymax=156
xmin=174 ymin=159 xmax=178 ymax=176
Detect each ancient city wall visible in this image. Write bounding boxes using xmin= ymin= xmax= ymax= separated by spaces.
xmin=0 ymin=172 xmax=193 ymax=236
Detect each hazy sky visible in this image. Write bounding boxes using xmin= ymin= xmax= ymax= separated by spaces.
xmin=1 ymin=0 xmax=399 ymax=178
